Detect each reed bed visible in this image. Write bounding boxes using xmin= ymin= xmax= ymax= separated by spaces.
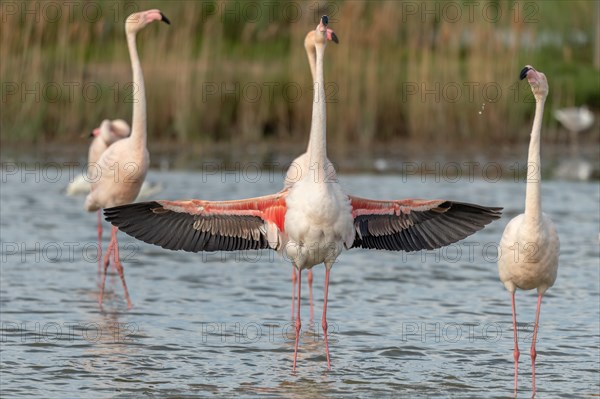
xmin=1 ymin=0 xmax=598 ymax=151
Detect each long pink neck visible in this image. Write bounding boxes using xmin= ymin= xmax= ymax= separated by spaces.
xmin=524 ymin=95 xmax=545 ymax=229
xmin=126 ymin=32 xmax=147 ymax=151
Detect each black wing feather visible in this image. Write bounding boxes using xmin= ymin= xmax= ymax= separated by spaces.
xmin=352 ymin=201 xmax=501 ymax=251
xmin=104 ymin=201 xmax=271 ymax=252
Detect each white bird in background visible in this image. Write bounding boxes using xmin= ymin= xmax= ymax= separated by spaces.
xmin=287 ymin=24 xmax=339 ymax=322
xmin=498 ymin=65 xmax=560 ymax=397
xmin=105 ymin=16 xmax=501 ymax=370
xmin=554 ymin=106 xmax=594 ymax=143
xmin=85 ymin=9 xmax=170 ymax=309
xmin=553 ymin=106 xmax=595 ymax=181
xmin=66 ymin=120 xmax=130 ymax=197
xmin=65 ymin=119 xmax=163 ymax=277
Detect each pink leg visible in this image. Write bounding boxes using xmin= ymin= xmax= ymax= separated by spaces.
xmin=308 ymin=270 xmax=314 ymax=325
xmin=293 ymin=269 xmax=302 ymax=371
xmin=97 ymin=210 xmax=103 ymax=280
xmin=111 ymin=226 xmax=133 ymax=309
xmin=99 ymin=232 xmax=115 ymax=309
xmin=99 ymin=227 xmax=133 ymax=309
xmin=531 ymin=294 xmax=543 ymax=398
xmin=510 ymin=291 xmax=520 ymax=396
xmin=322 ymin=267 xmax=332 ymax=370
xmin=291 ymin=266 xmax=297 ymax=320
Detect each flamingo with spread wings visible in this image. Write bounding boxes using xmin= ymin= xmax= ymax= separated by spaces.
xmin=105 ymin=16 xmax=501 ymax=369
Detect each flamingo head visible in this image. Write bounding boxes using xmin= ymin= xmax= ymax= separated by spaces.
xmin=92 ymin=119 xmax=131 ymax=144
xmin=109 ymin=119 xmax=131 ymax=141
xmin=520 ymin=65 xmax=548 ymax=100
xmin=125 ymin=9 xmax=170 ymax=35
xmin=90 ymin=119 xmax=109 ymax=138
xmin=305 ymin=27 xmax=339 ymax=50
xmin=314 ymin=15 xmax=330 ymax=47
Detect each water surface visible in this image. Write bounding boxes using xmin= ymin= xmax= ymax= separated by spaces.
xmin=1 ymin=168 xmax=598 ymax=398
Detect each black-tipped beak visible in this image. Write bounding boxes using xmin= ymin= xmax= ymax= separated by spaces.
xmin=160 ymin=12 xmax=170 ymax=25
xmin=331 ymin=31 xmax=339 ymax=44
xmin=89 ymin=131 xmax=95 ymax=138
xmin=519 ymin=66 xmax=531 ymax=80
xmin=322 ymin=15 xmax=329 ymax=26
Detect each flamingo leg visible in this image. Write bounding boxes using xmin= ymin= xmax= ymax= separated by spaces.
xmin=291 ymin=266 xmax=297 ymax=320
xmin=293 ymin=268 xmax=302 ymax=371
xmin=510 ymin=291 xmax=520 ymax=396
xmin=531 ymin=294 xmax=542 ymax=398
xmin=322 ymin=267 xmax=331 ymax=370
xmin=99 ymin=227 xmax=133 ymax=309
xmin=99 ymin=231 xmax=116 ymax=309
xmin=97 ymin=209 xmax=103 ymax=280
xmin=111 ymin=226 xmax=133 ymax=309
xmin=308 ymin=270 xmax=314 ymax=325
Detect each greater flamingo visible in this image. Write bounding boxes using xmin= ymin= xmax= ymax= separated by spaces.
xmin=86 ymin=9 xmax=170 ymax=308
xmin=498 ymin=65 xmax=559 ymax=397
xmin=105 ymin=16 xmax=501 ymax=369
xmin=288 ymin=25 xmax=339 ymax=321
xmin=65 ymin=121 xmax=163 ymax=198
xmin=86 ymin=119 xmax=130 ymax=277
xmin=66 ymin=120 xmax=161 ymax=198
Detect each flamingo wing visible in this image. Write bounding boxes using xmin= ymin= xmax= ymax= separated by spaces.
xmin=349 ymin=196 xmax=502 ymax=251
xmin=104 ymin=191 xmax=288 ymax=252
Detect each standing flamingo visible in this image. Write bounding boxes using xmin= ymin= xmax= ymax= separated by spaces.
xmin=86 ymin=119 xmax=131 ymax=277
xmin=66 ymin=118 xmax=162 ymax=199
xmin=288 ymin=26 xmax=339 ymax=321
xmin=498 ymin=65 xmax=559 ymax=397
xmin=105 ymin=16 xmax=501 ymax=369
xmin=86 ymin=9 xmax=170 ymax=308
xmin=67 ymin=120 xmax=131 ymax=196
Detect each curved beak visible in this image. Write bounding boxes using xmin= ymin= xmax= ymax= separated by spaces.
xmin=519 ymin=66 xmax=532 ymax=80
xmin=160 ymin=12 xmax=171 ymax=25
xmin=328 ymin=29 xmax=339 ymax=44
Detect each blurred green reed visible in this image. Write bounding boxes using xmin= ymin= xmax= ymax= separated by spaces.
xmin=1 ymin=0 xmax=598 ymax=150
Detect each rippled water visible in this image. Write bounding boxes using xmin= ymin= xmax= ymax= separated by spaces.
xmin=1 ymin=166 xmax=599 ymax=398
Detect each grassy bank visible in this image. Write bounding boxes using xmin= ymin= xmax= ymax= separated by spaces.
xmin=1 ymin=0 xmax=598 ymax=149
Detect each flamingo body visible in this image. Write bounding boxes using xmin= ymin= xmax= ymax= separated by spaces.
xmin=284 ymin=175 xmax=354 ymax=269
xmin=85 ymin=145 xmax=149 ymax=211
xmin=499 ymin=213 xmax=558 ymax=293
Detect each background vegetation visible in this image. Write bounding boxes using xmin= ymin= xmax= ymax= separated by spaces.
xmin=1 ymin=0 xmax=598 ymax=161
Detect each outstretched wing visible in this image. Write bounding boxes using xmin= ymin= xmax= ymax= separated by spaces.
xmin=104 ymin=191 xmax=288 ymax=252
xmin=349 ymin=196 xmax=502 ymax=251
